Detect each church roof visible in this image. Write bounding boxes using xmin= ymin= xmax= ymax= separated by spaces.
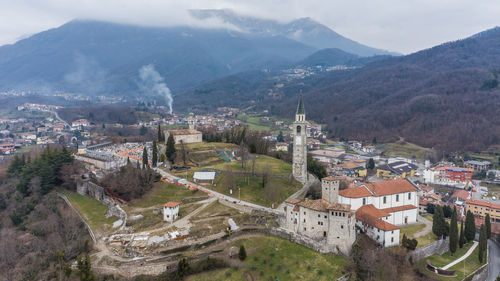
xmin=296 ymin=95 xmax=305 ymax=115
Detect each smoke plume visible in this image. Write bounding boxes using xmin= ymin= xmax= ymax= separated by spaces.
xmin=138 ymin=64 xmax=173 ymax=114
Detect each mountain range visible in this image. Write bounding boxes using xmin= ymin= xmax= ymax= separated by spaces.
xmin=178 ymin=27 xmax=500 ymax=152
xmin=0 ymin=11 xmax=391 ymax=96
xmin=0 ymin=10 xmax=499 ymax=152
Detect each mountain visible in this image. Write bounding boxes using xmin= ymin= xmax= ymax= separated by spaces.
xmin=0 ymin=20 xmax=315 ymax=95
xmin=191 ymin=9 xmax=397 ymax=56
xmin=0 ymin=11 xmax=395 ymax=96
xmin=180 ymin=27 xmax=500 ymax=152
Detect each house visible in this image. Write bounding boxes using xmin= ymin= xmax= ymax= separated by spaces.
xmin=275 ymin=142 xmax=289 ymax=152
xmin=423 ymin=166 xmax=472 ymax=186
xmin=165 ymin=129 xmax=202 ymax=144
xmin=450 ymin=190 xmax=470 ymax=205
xmin=362 ymin=145 xmax=376 ymax=153
xmin=419 ymin=199 xmax=431 ymax=214
xmin=376 ymin=161 xmax=418 ymax=179
xmin=464 ymin=160 xmax=491 ymax=172
xmin=338 ymin=178 xmax=420 ymax=247
xmin=465 ymin=199 xmax=500 ymax=223
xmin=309 ymin=149 xmax=344 ymax=164
xmin=307 ymin=138 xmax=321 ymax=150
xmin=71 ymin=119 xmax=90 ymax=130
xmin=193 ymin=172 xmax=216 ymax=185
xmin=336 ymin=161 xmax=367 ymax=178
xmin=163 ymin=202 xmax=180 ymax=222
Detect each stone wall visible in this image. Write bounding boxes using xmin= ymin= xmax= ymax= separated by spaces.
xmin=471 ymin=265 xmax=488 ymax=281
xmin=77 ymin=179 xmax=127 ymax=230
xmin=411 ymin=238 xmax=449 ymax=262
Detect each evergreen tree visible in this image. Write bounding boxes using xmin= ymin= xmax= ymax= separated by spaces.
xmin=140 ymin=125 xmax=147 ymax=136
xmin=166 ymin=134 xmax=176 ymax=162
xmin=449 ymin=206 xmax=458 ymax=254
xmin=432 ymin=205 xmax=447 ymax=239
xmin=238 ymin=245 xmax=247 ymax=261
xmin=372 ymin=137 xmax=377 ymax=144
xmin=157 ymin=124 xmax=163 ymax=142
xmin=478 ymin=224 xmax=487 ymax=263
xmin=485 ymin=213 xmax=491 ymax=239
xmin=77 ymin=254 xmax=94 ymax=281
xmin=277 ymin=131 xmax=284 ymax=142
xmin=152 ymin=141 xmax=158 ymax=167
xmin=465 ymin=210 xmax=476 ymax=242
xmin=142 ymin=147 xmax=148 ymax=168
xmin=459 ymin=220 xmax=466 ymax=248
xmin=366 ymin=158 xmax=375 ymax=170
xmin=176 ymin=258 xmax=190 ymax=278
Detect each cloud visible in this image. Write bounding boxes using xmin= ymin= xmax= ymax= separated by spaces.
xmin=0 ymin=0 xmax=499 ymax=54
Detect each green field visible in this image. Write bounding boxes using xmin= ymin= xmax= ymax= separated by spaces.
xmin=60 ymin=190 xmax=116 ymax=232
xmin=187 ymin=235 xmax=349 ymax=281
xmin=415 ymin=242 xmax=485 ymax=280
xmin=399 ymin=223 xmax=437 ymax=248
xmin=209 ymin=154 xmax=292 ymax=175
xmin=380 ymin=141 xmax=434 ymax=160
xmin=210 ymin=173 xmax=301 ymax=207
xmin=129 ymin=182 xmax=203 ymax=209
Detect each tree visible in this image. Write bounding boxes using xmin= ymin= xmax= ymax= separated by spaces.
xmin=478 ymin=224 xmax=486 ymax=263
xmin=238 ymin=245 xmax=247 ymax=261
xmin=166 ymin=134 xmax=176 ymax=162
xmin=76 ymin=254 xmax=94 ymax=281
xmin=142 ymin=147 xmax=148 ymax=168
xmin=426 ymin=203 xmax=435 ymax=214
xmin=465 ymin=210 xmax=476 ymax=242
xmin=485 ymin=213 xmax=491 ymax=239
xmin=366 ymin=158 xmax=375 ymax=170
xmin=152 ymin=141 xmax=158 ymax=167
xmin=180 ymin=140 xmax=187 ymax=166
xmin=442 ymin=205 xmax=452 ymax=218
xmin=459 ymin=220 xmax=466 ymax=248
xmin=140 ymin=125 xmax=147 ymax=136
xmin=277 ymin=131 xmax=284 ymax=142
xmin=449 ymin=206 xmax=458 ymax=254
xmin=402 ymin=234 xmax=418 ymax=251
xmin=432 ymin=205 xmax=447 ymax=239
xmin=157 ymin=124 xmax=163 ymax=142
xmin=176 ymin=258 xmax=190 ymax=278
xmin=372 ymin=137 xmax=377 ymax=144
xmin=307 ymin=155 xmax=327 ymax=179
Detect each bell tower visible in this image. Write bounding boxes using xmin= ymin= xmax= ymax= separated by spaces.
xmin=293 ymin=96 xmax=307 ymax=183
xmin=188 ymin=113 xmax=195 ymax=130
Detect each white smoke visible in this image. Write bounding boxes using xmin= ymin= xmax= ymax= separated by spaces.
xmin=138 ymin=64 xmax=173 ymax=114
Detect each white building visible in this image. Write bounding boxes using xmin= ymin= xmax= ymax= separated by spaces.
xmin=163 ymin=202 xmax=180 ymax=222
xmin=338 ymin=178 xmax=419 ymax=247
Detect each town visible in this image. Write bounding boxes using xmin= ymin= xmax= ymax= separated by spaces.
xmin=1 ymin=94 xmax=498 ymax=281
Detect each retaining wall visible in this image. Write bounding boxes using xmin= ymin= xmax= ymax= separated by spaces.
xmin=411 ymin=238 xmax=449 ymax=262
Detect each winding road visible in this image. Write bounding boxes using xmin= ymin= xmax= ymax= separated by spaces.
xmin=487 ymin=240 xmax=500 ymax=281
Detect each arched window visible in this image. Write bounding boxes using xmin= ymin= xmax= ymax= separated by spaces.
xmin=296 ymin=125 xmax=301 ymax=134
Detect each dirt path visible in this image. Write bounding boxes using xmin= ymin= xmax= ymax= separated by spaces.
xmin=414 ymin=215 xmax=432 ymax=238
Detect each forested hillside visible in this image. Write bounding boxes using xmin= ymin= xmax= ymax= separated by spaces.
xmin=0 ymin=147 xmax=89 ymax=280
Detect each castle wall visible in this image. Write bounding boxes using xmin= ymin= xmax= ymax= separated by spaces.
xmin=173 ymin=133 xmax=202 ymax=144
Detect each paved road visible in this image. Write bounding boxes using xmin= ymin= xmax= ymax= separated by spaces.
xmin=442 ymin=241 xmax=478 ymax=270
xmin=487 ymin=240 xmax=500 ymax=281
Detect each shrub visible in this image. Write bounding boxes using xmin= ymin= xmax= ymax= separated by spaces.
xmin=238 ymin=245 xmax=247 ymax=261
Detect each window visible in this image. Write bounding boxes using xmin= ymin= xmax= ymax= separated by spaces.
xmin=362 ymin=198 xmax=366 ymax=205
xmin=324 ymin=215 xmax=327 ymax=219
xmin=383 ymin=196 xmax=386 ymax=204
xmin=318 ymin=214 xmax=320 ymax=218
xmin=391 ymin=237 xmax=394 ymax=243
xmin=343 ymin=213 xmax=346 ymax=217
xmin=304 ymin=227 xmax=306 ymax=231
xmin=296 ymin=126 xmax=301 ymax=134
xmin=303 ymin=219 xmax=306 ymax=223
xmin=341 ymin=225 xmax=344 ymax=229
xmin=408 ymin=193 xmax=411 ymax=200
xmin=396 ymin=194 xmax=399 ymax=202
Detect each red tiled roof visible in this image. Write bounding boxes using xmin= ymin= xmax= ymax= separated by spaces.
xmin=466 ymin=199 xmax=500 ymax=210
xmin=381 ymin=204 xmax=417 ymax=213
xmin=420 ymin=185 xmax=434 ymax=192
xmin=366 ymin=179 xmax=418 ymax=196
xmin=451 ymin=190 xmax=470 ymax=201
xmin=355 ymin=204 xmax=399 ymax=231
xmin=339 ymin=185 xmax=372 ymax=198
xmin=419 ymin=199 xmax=430 ymax=206
xmin=163 ymin=202 xmax=180 ymax=208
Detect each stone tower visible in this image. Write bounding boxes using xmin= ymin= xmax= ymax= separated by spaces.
xmin=293 ymin=96 xmax=307 ymax=183
xmin=188 ymin=113 xmax=195 ymax=130
xmin=321 ymin=177 xmax=340 ymax=203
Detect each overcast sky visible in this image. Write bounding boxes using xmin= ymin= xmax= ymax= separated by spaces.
xmin=1 ymin=0 xmax=500 ymax=54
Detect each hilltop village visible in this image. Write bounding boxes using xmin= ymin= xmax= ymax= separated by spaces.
xmin=1 ymin=97 xmax=499 ymax=280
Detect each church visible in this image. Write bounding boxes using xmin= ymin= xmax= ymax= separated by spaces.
xmin=165 ymin=113 xmax=202 ymax=144
xmin=283 ymin=97 xmax=357 ymax=254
